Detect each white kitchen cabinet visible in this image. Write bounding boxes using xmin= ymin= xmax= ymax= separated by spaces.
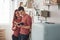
xmin=31 ymin=23 xmax=60 ymax=40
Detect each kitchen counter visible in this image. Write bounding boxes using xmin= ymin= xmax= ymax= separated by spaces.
xmin=31 ymin=23 xmax=60 ymax=40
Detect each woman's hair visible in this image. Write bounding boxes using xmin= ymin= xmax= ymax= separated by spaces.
xmin=13 ymin=9 xmax=19 ymax=21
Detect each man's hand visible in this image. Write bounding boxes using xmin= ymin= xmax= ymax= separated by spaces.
xmin=21 ymin=26 xmax=31 ymax=29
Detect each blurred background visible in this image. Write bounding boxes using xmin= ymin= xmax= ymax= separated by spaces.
xmin=0 ymin=0 xmax=60 ymax=40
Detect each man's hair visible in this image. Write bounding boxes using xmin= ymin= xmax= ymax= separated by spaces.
xmin=18 ymin=6 xmax=24 ymax=11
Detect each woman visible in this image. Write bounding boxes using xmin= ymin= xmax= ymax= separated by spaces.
xmin=12 ymin=9 xmax=22 ymax=40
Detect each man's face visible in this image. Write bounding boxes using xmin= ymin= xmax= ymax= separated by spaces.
xmin=19 ymin=10 xmax=24 ymax=16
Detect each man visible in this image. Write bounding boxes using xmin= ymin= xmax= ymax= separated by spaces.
xmin=18 ymin=7 xmax=32 ymax=40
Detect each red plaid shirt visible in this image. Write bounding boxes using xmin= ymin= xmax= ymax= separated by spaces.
xmin=20 ymin=14 xmax=32 ymax=35
xmin=12 ymin=14 xmax=32 ymax=36
xmin=12 ymin=17 xmax=21 ymax=37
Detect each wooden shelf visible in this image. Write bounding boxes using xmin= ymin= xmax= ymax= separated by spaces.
xmin=0 ymin=29 xmax=6 ymax=40
xmin=50 ymin=0 xmax=60 ymax=4
xmin=45 ymin=0 xmax=60 ymax=5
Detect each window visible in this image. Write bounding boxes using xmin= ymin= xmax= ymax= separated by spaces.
xmin=0 ymin=0 xmax=10 ymax=24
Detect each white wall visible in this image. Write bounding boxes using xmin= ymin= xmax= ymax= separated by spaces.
xmin=0 ymin=0 xmax=10 ymax=24
xmin=47 ymin=5 xmax=60 ymax=23
xmin=34 ymin=0 xmax=60 ymax=23
xmin=0 ymin=0 xmax=12 ymax=40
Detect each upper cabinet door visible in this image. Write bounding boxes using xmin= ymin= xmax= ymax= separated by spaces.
xmin=27 ymin=0 xmax=34 ymax=8
xmin=50 ymin=0 xmax=57 ymax=4
xmin=57 ymin=0 xmax=60 ymax=4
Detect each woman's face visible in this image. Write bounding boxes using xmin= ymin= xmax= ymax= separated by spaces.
xmin=15 ymin=11 xmax=20 ymax=17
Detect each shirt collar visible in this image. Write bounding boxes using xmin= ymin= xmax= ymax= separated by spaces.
xmin=20 ymin=14 xmax=27 ymax=17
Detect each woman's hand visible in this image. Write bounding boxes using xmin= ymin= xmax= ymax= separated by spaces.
xmin=17 ymin=25 xmax=21 ymax=28
xmin=14 ymin=21 xmax=18 ymax=25
xmin=12 ymin=27 xmax=16 ymax=31
xmin=14 ymin=21 xmax=20 ymax=27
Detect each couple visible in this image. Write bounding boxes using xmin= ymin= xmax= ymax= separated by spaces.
xmin=12 ymin=7 xmax=32 ymax=40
